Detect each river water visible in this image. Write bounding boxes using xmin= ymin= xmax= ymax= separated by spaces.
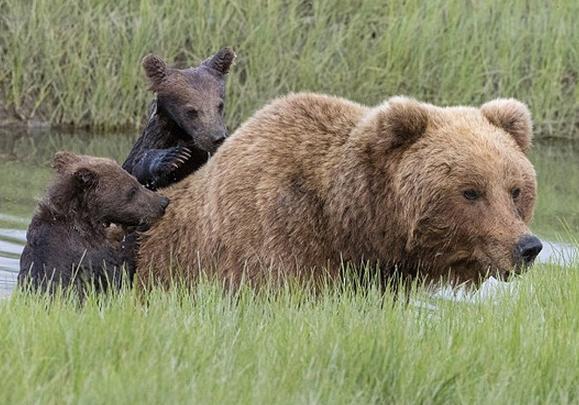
xmin=1 ymin=130 xmax=577 ymax=297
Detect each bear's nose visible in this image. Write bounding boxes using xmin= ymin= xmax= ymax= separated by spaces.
xmin=212 ymin=131 xmax=228 ymax=147
xmin=515 ymin=235 xmax=543 ymax=266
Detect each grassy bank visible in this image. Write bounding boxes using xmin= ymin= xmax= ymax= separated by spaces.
xmin=0 ymin=262 xmax=578 ymax=404
xmin=0 ymin=0 xmax=577 ymax=139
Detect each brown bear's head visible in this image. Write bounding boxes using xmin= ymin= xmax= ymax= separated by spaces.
xmin=52 ymin=151 xmax=169 ymax=230
xmin=366 ymin=97 xmax=541 ymax=284
xmin=142 ymin=48 xmax=236 ymax=153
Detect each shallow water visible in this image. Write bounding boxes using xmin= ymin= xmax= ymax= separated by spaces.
xmin=0 ymin=130 xmax=578 ymax=297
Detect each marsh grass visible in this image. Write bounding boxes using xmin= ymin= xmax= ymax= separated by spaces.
xmin=0 ymin=262 xmax=578 ymax=404
xmin=0 ymin=0 xmax=577 ymax=139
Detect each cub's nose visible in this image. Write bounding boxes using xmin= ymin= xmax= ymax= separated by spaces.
xmin=212 ymin=131 xmax=228 ymax=147
xmin=160 ymin=196 xmax=170 ymax=210
xmin=515 ymin=235 xmax=543 ymax=266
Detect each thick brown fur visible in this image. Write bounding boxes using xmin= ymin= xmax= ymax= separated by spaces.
xmin=137 ymin=93 xmax=540 ymax=288
xmin=19 ymin=152 xmax=169 ymax=293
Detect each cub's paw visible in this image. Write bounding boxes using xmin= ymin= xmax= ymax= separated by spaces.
xmin=144 ymin=146 xmax=192 ymax=189
xmin=154 ymin=145 xmax=192 ymax=174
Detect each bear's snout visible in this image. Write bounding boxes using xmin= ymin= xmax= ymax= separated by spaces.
xmin=210 ymin=130 xmax=228 ymax=149
xmin=514 ymin=235 xmax=543 ymax=267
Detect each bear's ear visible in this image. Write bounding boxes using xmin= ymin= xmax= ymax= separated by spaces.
xmin=52 ymin=151 xmax=81 ymax=174
xmin=480 ymin=98 xmax=533 ymax=154
xmin=377 ymin=97 xmax=429 ymax=148
xmin=72 ymin=167 xmax=98 ymax=189
xmin=142 ymin=54 xmax=168 ymax=89
xmin=202 ymin=47 xmax=236 ymax=75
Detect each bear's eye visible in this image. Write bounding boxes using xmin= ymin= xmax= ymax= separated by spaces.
xmin=511 ymin=187 xmax=521 ymax=199
xmin=463 ymin=189 xmax=481 ymax=201
xmin=187 ymin=108 xmax=198 ymax=119
xmin=218 ymin=102 xmax=224 ymax=114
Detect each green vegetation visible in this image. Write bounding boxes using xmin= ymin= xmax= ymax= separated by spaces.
xmin=0 ymin=0 xmax=577 ymax=139
xmin=1 ymin=263 xmax=578 ymax=404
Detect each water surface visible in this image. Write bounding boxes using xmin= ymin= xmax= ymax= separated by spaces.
xmin=1 ymin=130 xmax=577 ymax=297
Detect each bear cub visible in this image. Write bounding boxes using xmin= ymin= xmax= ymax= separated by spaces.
xmin=19 ymin=151 xmax=169 ymax=294
xmin=123 ymin=47 xmax=236 ymax=190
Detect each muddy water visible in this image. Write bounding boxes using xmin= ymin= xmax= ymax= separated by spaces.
xmin=1 ymin=130 xmax=577 ymax=297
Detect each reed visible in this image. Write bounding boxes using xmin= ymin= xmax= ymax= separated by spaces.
xmin=0 ymin=262 xmax=577 ymax=404
xmin=0 ymin=0 xmax=577 ymax=139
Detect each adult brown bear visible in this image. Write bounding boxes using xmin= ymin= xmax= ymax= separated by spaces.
xmin=136 ymin=93 xmax=542 ymax=288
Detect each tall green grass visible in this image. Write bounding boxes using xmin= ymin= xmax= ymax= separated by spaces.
xmin=0 ymin=0 xmax=577 ymax=139
xmin=0 ymin=263 xmax=578 ymax=404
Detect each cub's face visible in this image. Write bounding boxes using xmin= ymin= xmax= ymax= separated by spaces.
xmin=157 ymin=68 xmax=228 ymax=153
xmin=375 ymin=98 xmax=542 ymax=284
xmin=142 ymin=48 xmax=236 ymax=153
xmin=89 ymin=163 xmax=169 ymax=230
xmin=53 ymin=152 xmax=169 ymax=230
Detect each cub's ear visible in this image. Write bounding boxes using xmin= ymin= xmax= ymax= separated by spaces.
xmin=202 ymin=47 xmax=236 ymax=75
xmin=377 ymin=97 xmax=429 ymax=148
xmin=52 ymin=151 xmax=81 ymax=174
xmin=480 ymin=98 xmax=533 ymax=154
xmin=73 ymin=167 xmax=97 ymax=189
xmin=142 ymin=54 xmax=168 ymax=89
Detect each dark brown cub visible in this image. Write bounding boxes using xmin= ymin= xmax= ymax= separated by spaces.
xmin=19 ymin=151 xmax=169 ymax=294
xmin=123 ymin=48 xmax=236 ymax=190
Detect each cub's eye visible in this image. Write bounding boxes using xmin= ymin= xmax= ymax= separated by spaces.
xmin=127 ymin=187 xmax=138 ymax=200
xmin=187 ymin=108 xmax=198 ymax=118
xmin=511 ymin=187 xmax=521 ymax=199
xmin=463 ymin=189 xmax=481 ymax=201
xmin=218 ymin=102 xmax=224 ymax=114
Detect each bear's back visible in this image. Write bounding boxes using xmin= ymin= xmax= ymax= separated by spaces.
xmin=141 ymin=93 xmax=369 ymax=283
xmin=201 ymin=93 xmax=368 ymax=195
xmin=221 ymin=92 xmax=366 ymax=159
